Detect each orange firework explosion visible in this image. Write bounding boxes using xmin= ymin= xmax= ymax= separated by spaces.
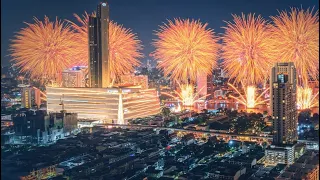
xmin=221 ymin=13 xmax=276 ymax=86
xmin=269 ymin=8 xmax=319 ymax=86
xmin=152 ymin=19 xmax=219 ymax=83
xmin=68 ymin=12 xmax=142 ymax=79
xmin=297 ymin=86 xmax=319 ymax=110
xmin=67 ymin=12 xmax=95 ymax=66
xmin=10 ymin=16 xmax=77 ymax=81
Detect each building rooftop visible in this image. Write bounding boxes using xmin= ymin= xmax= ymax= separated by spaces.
xmin=277 ymin=150 xmax=319 ymax=179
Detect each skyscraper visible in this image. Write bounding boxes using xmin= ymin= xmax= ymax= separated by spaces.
xmin=88 ymin=1 xmax=110 ymax=88
xmin=265 ymin=62 xmax=297 ymax=166
xmin=270 ymin=62 xmax=297 ymax=145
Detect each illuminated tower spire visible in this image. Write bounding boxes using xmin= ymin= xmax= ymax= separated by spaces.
xmin=118 ymin=89 xmax=124 ymax=124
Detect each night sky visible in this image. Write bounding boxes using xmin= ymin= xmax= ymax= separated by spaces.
xmin=1 ymin=0 xmax=319 ymax=67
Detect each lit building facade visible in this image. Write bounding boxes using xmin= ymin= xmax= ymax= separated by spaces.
xmin=62 ymin=66 xmax=86 ymax=87
xmin=207 ymin=74 xmax=214 ymax=99
xmin=265 ymin=62 xmax=297 ymax=166
xmin=46 ymin=87 xmax=160 ymax=124
xmin=197 ymin=74 xmax=207 ymax=97
xmin=88 ymin=1 xmax=110 ymax=88
xmin=270 ymin=62 xmax=297 ymax=145
xmin=265 ymin=145 xmax=295 ymax=165
xmin=21 ymin=87 xmax=41 ymax=108
xmin=120 ymin=74 xmax=148 ymax=89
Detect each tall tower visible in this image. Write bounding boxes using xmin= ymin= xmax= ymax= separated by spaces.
xmin=270 ymin=62 xmax=297 ymax=145
xmin=88 ymin=1 xmax=110 ymax=88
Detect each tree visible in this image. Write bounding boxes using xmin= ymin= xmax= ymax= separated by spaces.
xmin=202 ymin=109 xmax=208 ymax=114
xmin=257 ymin=113 xmax=263 ymax=119
xmin=263 ymin=111 xmax=268 ymax=116
xmin=161 ymin=107 xmax=171 ymax=117
xmin=312 ymin=113 xmax=319 ymax=121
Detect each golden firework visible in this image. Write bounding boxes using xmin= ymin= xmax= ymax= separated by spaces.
xmin=269 ymin=8 xmax=319 ymax=86
xmin=68 ymin=12 xmax=142 ymax=80
xmin=221 ymin=13 xmax=276 ymax=86
xmin=152 ymin=19 xmax=219 ymax=84
xmin=297 ymin=86 xmax=319 ymax=110
xmin=67 ymin=12 xmax=95 ymax=66
xmin=161 ymin=83 xmax=209 ymax=107
xmin=10 ymin=16 xmax=77 ymax=81
xmin=228 ymin=83 xmax=269 ymax=109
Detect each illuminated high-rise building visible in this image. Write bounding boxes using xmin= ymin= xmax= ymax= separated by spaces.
xmin=120 ymin=74 xmax=148 ymax=89
xmin=265 ymin=62 xmax=297 ymax=166
xmin=270 ymin=62 xmax=297 ymax=145
xmin=21 ymin=87 xmax=41 ymax=109
xmin=62 ymin=66 xmax=86 ymax=88
xmin=88 ymin=1 xmax=110 ymax=88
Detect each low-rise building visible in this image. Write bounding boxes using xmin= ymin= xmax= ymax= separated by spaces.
xmin=207 ymin=163 xmax=246 ymax=180
xmin=276 ymin=151 xmax=319 ymax=180
xmin=265 ymin=144 xmax=295 ymax=165
xmin=182 ymin=134 xmax=195 ymax=145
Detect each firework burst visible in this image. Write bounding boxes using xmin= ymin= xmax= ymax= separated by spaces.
xmin=109 ymin=22 xmax=142 ymax=79
xmin=161 ymin=83 xmax=209 ymax=107
xmin=68 ymin=12 xmax=142 ymax=79
xmin=152 ymin=19 xmax=219 ymax=84
xmin=221 ymin=13 xmax=276 ymax=86
xmin=269 ymin=8 xmax=319 ymax=86
xmin=297 ymin=86 xmax=319 ymax=110
xmin=10 ymin=16 xmax=77 ymax=81
xmin=67 ymin=12 xmax=95 ymax=66
xmin=228 ymin=83 xmax=269 ymax=109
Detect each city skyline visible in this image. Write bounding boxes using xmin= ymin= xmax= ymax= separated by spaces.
xmin=1 ymin=0 xmax=319 ymax=66
xmin=1 ymin=1 xmax=319 ymax=179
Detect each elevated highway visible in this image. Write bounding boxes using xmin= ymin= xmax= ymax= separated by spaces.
xmin=95 ymin=123 xmax=319 ymax=148
xmin=96 ymin=123 xmax=273 ymax=141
